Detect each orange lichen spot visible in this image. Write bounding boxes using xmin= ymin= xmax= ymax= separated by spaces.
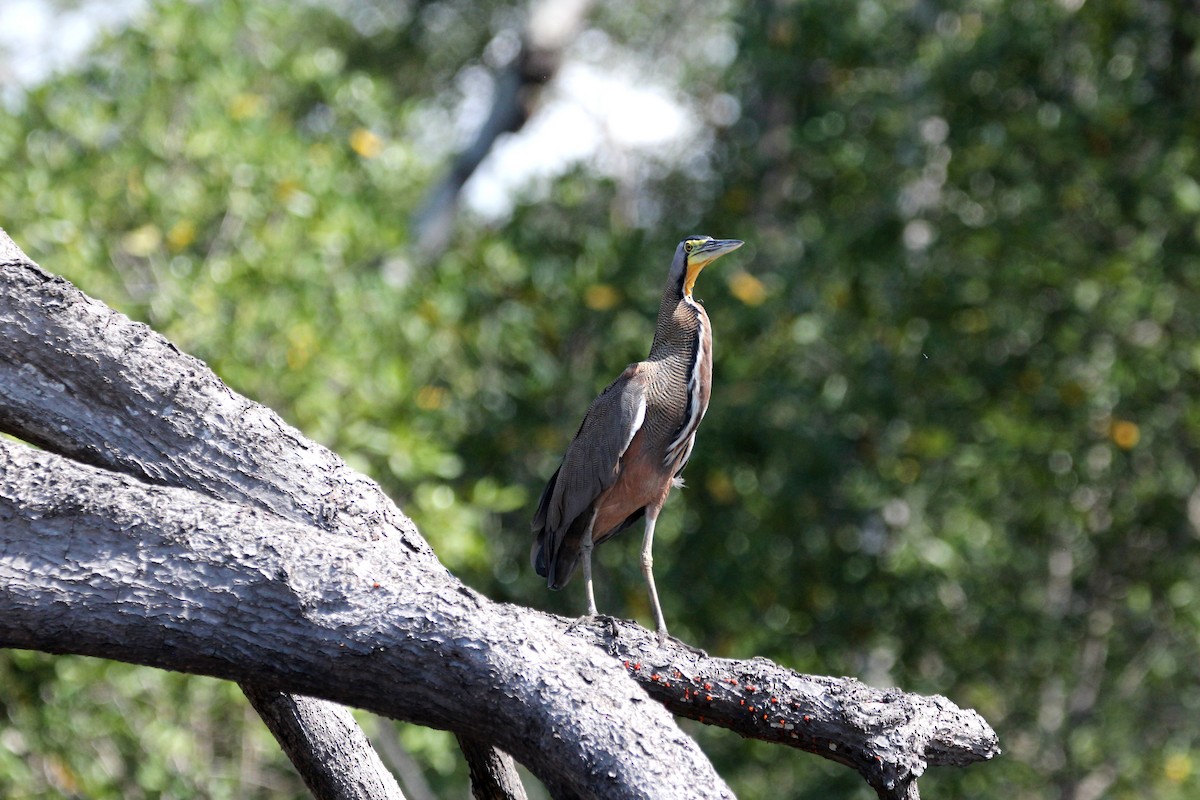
xmin=705 ymin=695 xmax=713 ymax=701
xmin=771 ymin=697 xmax=779 ymax=704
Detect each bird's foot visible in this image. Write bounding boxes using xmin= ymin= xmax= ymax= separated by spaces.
xmin=567 ymin=612 xmax=618 ymax=637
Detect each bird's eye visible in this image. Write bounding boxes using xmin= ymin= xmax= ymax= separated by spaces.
xmin=684 ymin=241 xmax=695 ymax=253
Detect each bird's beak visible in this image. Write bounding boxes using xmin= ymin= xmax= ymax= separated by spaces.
xmin=692 ymin=238 xmax=744 ymax=268
xmin=685 ymin=239 xmax=744 ymax=296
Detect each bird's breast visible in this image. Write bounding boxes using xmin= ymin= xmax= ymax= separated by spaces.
xmin=643 ymin=332 xmax=711 ymax=467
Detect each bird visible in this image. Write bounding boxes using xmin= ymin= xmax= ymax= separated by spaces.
xmin=532 ymin=235 xmax=745 ymax=642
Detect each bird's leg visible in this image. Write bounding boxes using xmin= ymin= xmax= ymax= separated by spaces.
xmin=641 ymin=509 xmax=669 ymax=642
xmin=581 ymin=512 xmax=598 ymax=616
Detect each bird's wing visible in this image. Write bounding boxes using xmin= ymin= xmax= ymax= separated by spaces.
xmin=536 ymin=363 xmax=648 ymax=536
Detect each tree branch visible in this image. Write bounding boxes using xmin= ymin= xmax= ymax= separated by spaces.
xmin=455 ymin=734 xmax=528 ymax=800
xmin=242 ymin=688 xmax=407 ymax=800
xmin=411 ymin=0 xmax=594 ymax=257
xmin=0 ymin=231 xmax=430 ymax=557
xmin=0 ymin=440 xmax=732 ymax=799
xmin=566 ymin=618 xmax=998 ymax=800
xmin=0 ymin=228 xmax=416 ymax=799
xmin=0 ymin=227 xmax=527 ymax=797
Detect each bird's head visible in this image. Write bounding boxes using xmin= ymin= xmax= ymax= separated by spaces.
xmin=672 ymin=235 xmax=744 ymax=298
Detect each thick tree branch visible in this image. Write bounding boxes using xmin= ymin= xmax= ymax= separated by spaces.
xmin=0 ymin=228 xmax=522 ymax=797
xmin=0 ymin=441 xmax=732 ymax=799
xmin=567 ymin=618 xmax=998 ymax=800
xmin=0 ymin=229 xmax=415 ymax=799
xmin=0 ymin=231 xmax=430 ymax=557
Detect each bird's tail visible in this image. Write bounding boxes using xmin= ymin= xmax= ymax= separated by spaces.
xmin=532 ymin=510 xmax=592 ymax=590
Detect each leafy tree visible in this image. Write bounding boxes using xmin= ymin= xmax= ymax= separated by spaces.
xmin=2 ymin=0 xmax=1199 ymax=796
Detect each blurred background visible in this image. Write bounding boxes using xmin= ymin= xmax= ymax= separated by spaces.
xmin=2 ymin=0 xmax=1199 ymax=797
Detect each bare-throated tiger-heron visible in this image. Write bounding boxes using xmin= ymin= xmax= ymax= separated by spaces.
xmin=532 ymin=235 xmax=745 ymax=642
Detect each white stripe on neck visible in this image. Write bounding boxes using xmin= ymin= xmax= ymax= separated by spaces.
xmin=664 ymin=308 xmax=707 ymax=467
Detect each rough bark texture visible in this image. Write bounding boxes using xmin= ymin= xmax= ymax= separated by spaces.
xmin=243 ymin=689 xmax=408 ymax=800
xmin=0 ymin=441 xmax=731 ymax=799
xmin=0 ymin=233 xmax=430 ymax=557
xmin=0 ymin=231 xmax=414 ymax=800
xmin=455 ymin=735 xmax=529 ymax=800
xmin=0 ymin=228 xmax=999 ymax=798
xmin=567 ymin=617 xmax=998 ymax=798
xmin=0 ymin=228 xmax=436 ymax=800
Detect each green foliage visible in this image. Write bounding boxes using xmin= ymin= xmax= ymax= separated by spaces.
xmin=3 ymin=0 xmax=1200 ymax=797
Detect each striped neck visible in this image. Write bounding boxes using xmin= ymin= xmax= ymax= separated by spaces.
xmin=648 ymin=279 xmax=705 ymax=361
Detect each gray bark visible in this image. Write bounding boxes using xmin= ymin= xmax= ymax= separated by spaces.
xmin=0 ymin=226 xmax=514 ymax=798
xmin=568 ymin=617 xmax=998 ymax=799
xmin=0 ymin=229 xmax=410 ymax=800
xmin=456 ymin=734 xmax=529 ymax=800
xmin=243 ymin=688 xmax=407 ymax=800
xmin=0 ymin=441 xmax=728 ymax=798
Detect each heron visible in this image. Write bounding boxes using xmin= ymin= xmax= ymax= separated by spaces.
xmin=532 ymin=236 xmax=745 ymax=642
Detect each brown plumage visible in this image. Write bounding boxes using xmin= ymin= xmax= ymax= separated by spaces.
xmin=532 ymin=236 xmax=744 ymax=641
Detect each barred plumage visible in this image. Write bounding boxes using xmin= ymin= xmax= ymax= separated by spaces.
xmin=531 ymin=236 xmax=744 ymax=642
